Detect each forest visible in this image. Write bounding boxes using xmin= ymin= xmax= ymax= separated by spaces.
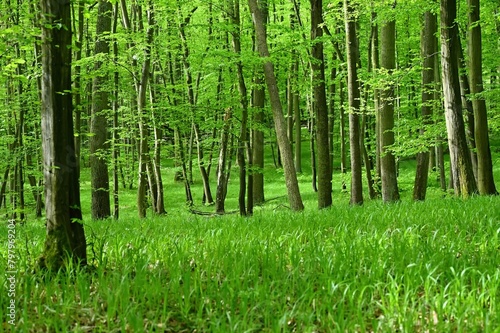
xmin=1 ymin=0 xmax=500 ymax=331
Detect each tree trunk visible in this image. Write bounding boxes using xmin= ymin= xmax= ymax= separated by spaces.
xmin=311 ymin=0 xmax=332 ymax=209
xmin=456 ymin=35 xmax=478 ymax=180
xmin=344 ymin=0 xmax=363 ymax=205
xmin=39 ymin=0 xmax=86 ymax=270
xmin=440 ymin=0 xmax=478 ymax=197
xmin=467 ymin=0 xmax=497 ymax=195
xmin=229 ymin=0 xmax=250 ymax=216
xmin=371 ymin=13 xmax=382 ymax=186
xmin=379 ymin=14 xmax=400 ymax=202
xmin=339 ymin=80 xmax=347 ymax=191
xmin=90 ymin=0 xmax=112 ymax=219
xmin=112 ymin=2 xmax=120 ymax=219
xmin=248 ymin=0 xmax=304 ymax=211
xmin=252 ymin=72 xmax=266 ymax=205
xmin=136 ymin=2 xmax=155 ymax=218
xmin=309 ymin=96 xmax=318 ymax=193
xmin=216 ymin=109 xmax=232 ymax=214
xmin=413 ymin=11 xmax=437 ymax=201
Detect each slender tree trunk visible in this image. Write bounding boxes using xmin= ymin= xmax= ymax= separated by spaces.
xmin=339 ymin=79 xmax=347 ymax=191
xmin=216 ymin=109 xmax=232 ymax=214
xmin=344 ymin=0 xmax=363 ymax=205
xmin=328 ymin=53 xmax=336 ymax=178
xmin=309 ymin=96 xmax=318 ymax=193
xmin=311 ymin=0 xmax=332 ymax=208
xmin=229 ymin=0 xmax=250 ymax=216
xmin=456 ymin=36 xmax=478 ymax=180
xmin=252 ymin=72 xmax=266 ymax=205
xmin=149 ymin=83 xmax=166 ymax=214
xmin=248 ymin=0 xmax=304 ymax=211
xmin=136 ymin=2 xmax=155 ymax=218
xmin=39 ymin=0 xmax=86 ymax=270
xmin=90 ymin=0 xmax=112 ymax=219
xmin=413 ymin=11 xmax=437 ymax=201
xmin=112 ymin=2 xmax=120 ymax=219
xmin=178 ymin=7 xmax=213 ymax=204
xmin=440 ymin=0 xmax=478 ymax=197
xmin=371 ymin=13 xmax=382 ymax=186
xmin=379 ymin=13 xmax=400 ymax=202
xmin=73 ymin=0 xmax=84 ymax=173
xmin=467 ymin=0 xmax=497 ymax=195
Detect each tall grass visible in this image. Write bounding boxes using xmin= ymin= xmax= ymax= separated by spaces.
xmin=1 ymin=195 xmax=500 ymax=332
xmin=1 ymin=134 xmax=500 ymax=331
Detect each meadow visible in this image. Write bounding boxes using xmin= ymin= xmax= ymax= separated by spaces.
xmin=1 ymin=140 xmax=500 ymax=332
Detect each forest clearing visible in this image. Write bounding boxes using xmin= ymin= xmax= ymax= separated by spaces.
xmin=1 ymin=0 xmax=500 ymax=331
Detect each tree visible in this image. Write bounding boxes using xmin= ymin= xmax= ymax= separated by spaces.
xmin=90 ymin=0 xmax=112 ymax=219
xmin=344 ymin=0 xmax=363 ymax=205
xmin=379 ymin=6 xmax=400 ymax=203
xmin=440 ymin=0 xmax=478 ymax=197
xmin=413 ymin=11 xmax=438 ymax=201
xmin=311 ymin=0 xmax=332 ymax=209
xmin=38 ymin=0 xmax=86 ymax=270
xmin=248 ymin=0 xmax=304 ymax=211
xmin=229 ymin=0 xmax=251 ymax=216
xmin=251 ymin=0 xmax=267 ymax=206
xmin=467 ymin=0 xmax=497 ymax=195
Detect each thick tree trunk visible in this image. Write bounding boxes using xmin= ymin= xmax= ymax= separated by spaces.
xmin=90 ymin=0 xmax=112 ymax=219
xmin=344 ymin=0 xmax=363 ymax=205
xmin=413 ymin=11 xmax=437 ymax=201
xmin=440 ymin=0 xmax=478 ymax=197
xmin=248 ymin=0 xmax=304 ymax=211
xmin=379 ymin=16 xmax=400 ymax=202
xmin=39 ymin=0 xmax=86 ymax=270
xmin=311 ymin=0 xmax=332 ymax=209
xmin=467 ymin=0 xmax=497 ymax=195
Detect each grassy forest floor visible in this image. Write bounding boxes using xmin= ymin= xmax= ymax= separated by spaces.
xmin=1 ymin=137 xmax=500 ymax=332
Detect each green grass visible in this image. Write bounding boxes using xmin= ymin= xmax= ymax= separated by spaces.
xmin=1 ymin=135 xmax=500 ymax=332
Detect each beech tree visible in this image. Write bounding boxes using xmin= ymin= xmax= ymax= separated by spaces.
xmin=90 ymin=0 xmax=112 ymax=219
xmin=379 ymin=5 xmax=400 ymax=203
xmin=413 ymin=11 xmax=438 ymax=201
xmin=311 ymin=0 xmax=332 ymax=209
xmin=38 ymin=0 xmax=86 ymax=270
xmin=344 ymin=0 xmax=363 ymax=205
xmin=440 ymin=0 xmax=478 ymax=197
xmin=467 ymin=0 xmax=497 ymax=195
xmin=248 ymin=0 xmax=304 ymax=211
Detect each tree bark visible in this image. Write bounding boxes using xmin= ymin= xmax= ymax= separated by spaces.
xmin=229 ymin=0 xmax=250 ymax=216
xmin=216 ymin=109 xmax=232 ymax=214
xmin=379 ymin=13 xmax=400 ymax=202
xmin=311 ymin=0 xmax=332 ymax=208
xmin=467 ymin=0 xmax=497 ymax=195
xmin=344 ymin=0 xmax=363 ymax=205
xmin=248 ymin=0 xmax=304 ymax=211
xmin=252 ymin=71 xmax=266 ymax=205
xmin=39 ymin=0 xmax=86 ymax=270
xmin=90 ymin=0 xmax=112 ymax=219
xmin=413 ymin=11 xmax=437 ymax=201
xmin=440 ymin=0 xmax=478 ymax=197
xmin=136 ymin=2 xmax=155 ymax=218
